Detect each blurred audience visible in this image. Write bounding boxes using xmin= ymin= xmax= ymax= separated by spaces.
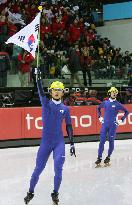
xmin=0 ymin=0 xmax=131 ymax=88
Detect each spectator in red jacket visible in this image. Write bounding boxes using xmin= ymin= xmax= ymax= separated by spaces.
xmin=52 ymin=15 xmax=65 ymax=37
xmin=84 ymin=28 xmax=96 ymax=44
xmin=68 ymin=19 xmax=81 ymax=43
xmin=61 ymin=8 xmax=69 ymax=26
xmin=40 ymin=17 xmax=51 ymax=41
xmin=18 ymin=50 xmax=34 ymax=87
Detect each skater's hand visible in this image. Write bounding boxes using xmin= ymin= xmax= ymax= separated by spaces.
xmin=70 ymin=144 xmax=76 ymax=157
xmin=34 ymin=68 xmax=41 ymax=75
xmin=99 ymin=116 xmax=104 ymax=124
xmin=115 ymin=120 xmax=123 ymax=126
xmin=34 ymin=68 xmax=41 ymax=80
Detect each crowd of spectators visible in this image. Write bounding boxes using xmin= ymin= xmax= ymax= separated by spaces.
xmin=0 ymin=0 xmax=132 ymax=88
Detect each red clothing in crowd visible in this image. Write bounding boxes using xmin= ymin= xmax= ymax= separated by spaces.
xmin=41 ymin=24 xmax=51 ymax=40
xmin=8 ymin=23 xmax=17 ymax=36
xmin=52 ymin=20 xmax=65 ymax=36
xmin=62 ymin=13 xmax=69 ymax=25
xmin=11 ymin=3 xmax=19 ymax=13
xmin=68 ymin=24 xmax=81 ymax=43
xmin=18 ymin=52 xmax=34 ymax=73
xmin=84 ymin=30 xmax=96 ymax=42
xmin=86 ymin=97 xmax=101 ymax=104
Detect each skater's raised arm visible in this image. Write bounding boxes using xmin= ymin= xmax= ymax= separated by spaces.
xmin=35 ymin=68 xmax=48 ymax=105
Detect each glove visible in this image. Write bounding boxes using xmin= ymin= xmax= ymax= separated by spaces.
xmin=70 ymin=144 xmax=76 ymax=157
xmin=115 ymin=120 xmax=123 ymax=126
xmin=99 ymin=116 xmax=104 ymax=124
xmin=34 ymin=68 xmax=41 ymax=80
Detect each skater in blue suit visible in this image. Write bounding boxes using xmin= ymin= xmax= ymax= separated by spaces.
xmin=95 ymin=87 xmax=129 ymax=166
xmin=24 ymin=68 xmax=76 ymax=205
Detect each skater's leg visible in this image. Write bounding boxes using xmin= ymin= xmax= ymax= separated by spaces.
xmin=53 ymin=141 xmax=65 ymax=193
xmin=29 ymin=142 xmax=51 ymax=193
xmin=108 ymin=125 xmax=117 ymax=157
xmin=98 ymin=124 xmax=107 ymax=158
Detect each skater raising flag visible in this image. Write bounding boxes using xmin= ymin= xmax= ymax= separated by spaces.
xmin=5 ymin=11 xmax=41 ymax=58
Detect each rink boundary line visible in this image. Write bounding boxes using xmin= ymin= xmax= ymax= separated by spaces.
xmin=0 ymin=133 xmax=132 ymax=149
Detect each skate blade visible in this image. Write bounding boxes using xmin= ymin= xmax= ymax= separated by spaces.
xmin=104 ymin=163 xmax=111 ymax=167
xmin=53 ymin=202 xmax=58 ymax=205
xmin=95 ymin=164 xmax=102 ymax=168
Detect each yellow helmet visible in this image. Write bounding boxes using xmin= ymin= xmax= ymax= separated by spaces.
xmin=49 ymin=81 xmax=65 ymax=90
xmin=108 ymin=87 xmax=118 ymax=94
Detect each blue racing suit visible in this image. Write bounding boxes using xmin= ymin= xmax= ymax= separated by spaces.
xmin=29 ymin=79 xmax=74 ymax=193
xmin=97 ymin=98 xmax=129 ymax=158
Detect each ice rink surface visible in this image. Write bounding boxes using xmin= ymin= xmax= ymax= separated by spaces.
xmin=1 ymin=139 xmax=132 ymax=205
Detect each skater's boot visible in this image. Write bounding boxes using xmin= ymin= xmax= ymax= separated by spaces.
xmin=24 ymin=192 xmax=34 ymax=204
xmin=95 ymin=157 xmax=102 ymax=166
xmin=51 ymin=191 xmax=59 ymax=205
xmin=104 ymin=156 xmax=110 ymax=165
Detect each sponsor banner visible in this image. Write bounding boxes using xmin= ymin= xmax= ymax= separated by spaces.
xmin=68 ymin=106 xmax=97 ymax=135
xmin=0 ymin=105 xmax=132 ymax=140
xmin=24 ymin=107 xmax=42 ymax=138
xmin=24 ymin=106 xmax=97 ymax=138
xmin=0 ymin=108 xmax=22 ymax=140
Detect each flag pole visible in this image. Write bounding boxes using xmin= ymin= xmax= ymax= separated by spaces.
xmin=37 ymin=6 xmax=43 ymax=69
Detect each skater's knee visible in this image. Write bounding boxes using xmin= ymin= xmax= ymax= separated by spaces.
xmin=99 ymin=139 xmax=106 ymax=147
xmin=109 ymin=136 xmax=114 ymax=145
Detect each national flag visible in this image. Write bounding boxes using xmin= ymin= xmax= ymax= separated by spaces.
xmin=5 ymin=12 xmax=41 ymax=58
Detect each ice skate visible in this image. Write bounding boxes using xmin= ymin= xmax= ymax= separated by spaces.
xmin=51 ymin=192 xmax=59 ymax=205
xmin=95 ymin=157 xmax=102 ymax=168
xmin=24 ymin=192 xmax=34 ymax=204
xmin=104 ymin=157 xmax=111 ymax=167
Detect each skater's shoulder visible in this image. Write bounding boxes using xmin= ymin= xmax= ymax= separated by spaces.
xmin=103 ymin=99 xmax=109 ymax=104
xmin=61 ymin=103 xmax=69 ymax=110
xmin=114 ymin=100 xmax=121 ymax=105
xmin=60 ymin=103 xmax=71 ymax=113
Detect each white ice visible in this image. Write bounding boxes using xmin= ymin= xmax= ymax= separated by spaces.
xmin=0 ymin=139 xmax=132 ymax=205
